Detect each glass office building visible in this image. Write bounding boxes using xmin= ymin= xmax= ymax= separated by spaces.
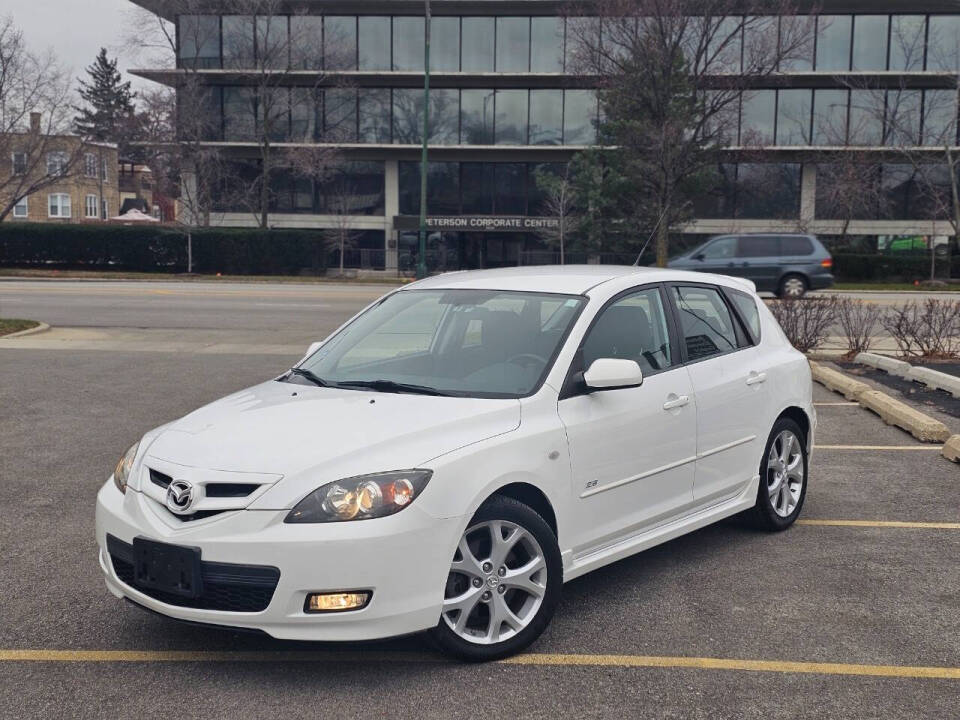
xmin=132 ymin=2 xmax=960 ymax=272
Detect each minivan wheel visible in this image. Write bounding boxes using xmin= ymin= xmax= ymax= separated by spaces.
xmin=428 ymin=496 xmax=562 ymax=661
xmin=777 ymin=274 xmax=808 ymax=299
xmin=745 ymin=418 xmax=808 ymax=532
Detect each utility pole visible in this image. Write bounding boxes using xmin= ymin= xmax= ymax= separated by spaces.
xmin=417 ymin=0 xmax=431 ymax=279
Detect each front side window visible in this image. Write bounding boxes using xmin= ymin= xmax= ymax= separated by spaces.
xmin=48 ymin=193 xmax=71 ymax=218
xmin=673 ymin=286 xmax=739 ymax=362
xmin=582 ymin=287 xmax=674 ymax=376
xmin=298 ymin=290 xmax=585 ymax=398
xmin=13 ymin=196 xmax=28 ymax=217
xmin=702 ymin=236 xmax=737 ymax=259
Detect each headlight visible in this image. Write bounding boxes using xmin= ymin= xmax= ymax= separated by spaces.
xmin=113 ymin=441 xmax=140 ymax=494
xmin=285 ymin=470 xmax=432 ymax=524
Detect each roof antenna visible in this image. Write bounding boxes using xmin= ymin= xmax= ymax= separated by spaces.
xmin=633 ymin=207 xmax=668 ymax=267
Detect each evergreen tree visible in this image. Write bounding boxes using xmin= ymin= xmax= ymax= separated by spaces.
xmin=74 ymin=48 xmax=135 ymax=146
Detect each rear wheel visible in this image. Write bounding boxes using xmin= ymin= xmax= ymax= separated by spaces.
xmin=428 ymin=496 xmax=562 ymax=661
xmin=746 ymin=418 xmax=808 ymax=531
xmin=777 ymin=274 xmax=809 ymax=298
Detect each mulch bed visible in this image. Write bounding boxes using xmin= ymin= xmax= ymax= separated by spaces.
xmin=837 ymin=362 xmax=960 ymax=420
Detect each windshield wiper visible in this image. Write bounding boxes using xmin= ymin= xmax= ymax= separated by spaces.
xmin=287 ymin=367 xmax=329 ymax=387
xmin=335 ymin=379 xmax=450 ymax=396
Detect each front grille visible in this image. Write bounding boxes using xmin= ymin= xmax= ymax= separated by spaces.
xmin=146 ymin=468 xmax=261 ymax=522
xmin=149 ymin=468 xmax=172 ymax=489
xmin=107 ymin=535 xmax=280 ymax=613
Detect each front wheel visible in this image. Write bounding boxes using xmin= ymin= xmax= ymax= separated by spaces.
xmin=746 ymin=418 xmax=808 ymax=531
xmin=428 ymin=496 xmax=562 ymax=661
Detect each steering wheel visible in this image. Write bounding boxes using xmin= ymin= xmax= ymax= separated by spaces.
xmin=506 ymin=353 xmax=548 ymax=368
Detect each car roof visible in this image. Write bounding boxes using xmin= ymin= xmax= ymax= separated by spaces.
xmin=401 ymin=265 xmax=755 ymax=296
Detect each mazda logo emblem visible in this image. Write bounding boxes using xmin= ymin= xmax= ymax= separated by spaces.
xmin=165 ymin=479 xmax=196 ymax=515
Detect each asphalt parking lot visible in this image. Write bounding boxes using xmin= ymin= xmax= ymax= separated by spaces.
xmin=1 ymin=281 xmax=958 ymax=719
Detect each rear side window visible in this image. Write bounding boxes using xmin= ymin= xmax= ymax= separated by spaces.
xmin=781 ymin=236 xmax=814 ymax=255
xmin=673 ymin=286 xmax=739 ymax=361
xmin=737 ymin=236 xmax=779 ymax=258
xmin=727 ymin=289 xmax=762 ymax=344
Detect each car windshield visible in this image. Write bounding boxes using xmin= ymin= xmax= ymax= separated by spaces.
xmin=295 ymin=289 xmax=586 ymax=398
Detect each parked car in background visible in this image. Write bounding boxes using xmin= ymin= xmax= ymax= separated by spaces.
xmin=668 ymin=234 xmax=834 ymax=298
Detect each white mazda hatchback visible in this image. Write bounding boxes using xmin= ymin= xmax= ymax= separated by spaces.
xmin=96 ymin=266 xmax=814 ymax=661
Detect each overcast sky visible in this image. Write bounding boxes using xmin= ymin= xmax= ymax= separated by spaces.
xmin=10 ymin=0 xmax=151 ymax=91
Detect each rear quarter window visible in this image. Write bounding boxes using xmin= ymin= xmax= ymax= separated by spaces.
xmin=727 ymin=289 xmax=762 ymax=344
xmin=781 ymin=236 xmax=814 ymax=255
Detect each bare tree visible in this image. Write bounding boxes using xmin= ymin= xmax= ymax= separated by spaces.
xmin=322 ymin=176 xmax=362 ymax=276
xmin=0 ymin=15 xmax=82 ymax=221
xmin=566 ymin=0 xmax=815 ymax=266
xmin=532 ymin=165 xmax=577 ymax=264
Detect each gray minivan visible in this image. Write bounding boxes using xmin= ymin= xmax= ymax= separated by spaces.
xmin=668 ymin=233 xmax=834 ymax=297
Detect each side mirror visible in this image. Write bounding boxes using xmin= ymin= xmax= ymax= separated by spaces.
xmin=583 ymin=358 xmax=644 ymax=391
xmin=301 ymin=341 xmax=323 ymax=363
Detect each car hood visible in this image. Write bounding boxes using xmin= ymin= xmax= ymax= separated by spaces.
xmin=143 ymin=380 xmax=521 ymax=492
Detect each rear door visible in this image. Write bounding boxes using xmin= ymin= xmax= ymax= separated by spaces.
xmin=735 ymin=236 xmax=781 ymax=292
xmin=668 ymin=283 xmax=772 ymax=505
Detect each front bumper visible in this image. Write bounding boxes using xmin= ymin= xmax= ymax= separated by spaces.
xmin=95 ymin=481 xmax=463 ymax=641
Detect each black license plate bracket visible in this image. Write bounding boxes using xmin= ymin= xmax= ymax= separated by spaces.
xmin=133 ymin=537 xmax=203 ymax=598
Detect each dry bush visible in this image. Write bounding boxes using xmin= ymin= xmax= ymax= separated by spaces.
xmin=835 ymin=298 xmax=883 ymax=359
xmin=768 ymin=297 xmax=839 ymax=353
xmin=882 ymin=299 xmax=960 ymax=359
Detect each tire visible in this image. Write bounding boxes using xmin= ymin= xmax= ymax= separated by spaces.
xmin=745 ymin=418 xmax=808 ymax=532
xmin=777 ymin=274 xmax=809 ymax=299
xmin=428 ymin=495 xmax=562 ymax=662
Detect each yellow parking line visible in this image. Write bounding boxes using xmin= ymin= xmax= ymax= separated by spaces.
xmin=2 ymin=649 xmax=958 ymax=679
xmin=798 ymin=519 xmax=960 ymax=530
xmin=814 ymin=445 xmax=941 ymax=451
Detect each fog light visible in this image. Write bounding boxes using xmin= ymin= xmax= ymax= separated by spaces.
xmin=305 ymin=591 xmax=371 ymax=613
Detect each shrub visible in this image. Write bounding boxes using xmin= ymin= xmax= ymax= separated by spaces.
xmin=768 ymin=296 xmax=839 ymax=353
xmin=882 ymin=299 xmax=960 ymax=359
xmin=835 ymin=298 xmax=883 ymax=359
xmin=0 ymin=222 xmax=328 ymax=276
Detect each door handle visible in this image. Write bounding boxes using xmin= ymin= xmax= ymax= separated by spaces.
xmin=663 ymin=395 xmax=690 ymax=411
xmin=746 ymin=372 xmax=767 ymax=386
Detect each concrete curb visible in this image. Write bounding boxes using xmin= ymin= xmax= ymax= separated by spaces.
xmin=810 ymin=361 xmax=952 ymax=444
xmin=0 ymin=322 xmax=50 ymax=340
xmin=908 ymin=366 xmax=960 ymax=399
xmin=809 ymin=362 xmax=871 ymax=401
xmin=943 ymin=435 xmax=960 ymax=463
xmin=855 ymin=352 xmax=912 ymax=378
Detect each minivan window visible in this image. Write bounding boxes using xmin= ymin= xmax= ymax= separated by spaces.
xmin=582 ymin=287 xmax=673 ymax=375
xmin=781 ymin=236 xmax=814 ymax=255
xmin=673 ymin=286 xmax=739 ymax=362
xmin=737 ymin=236 xmax=779 ymax=257
xmin=702 ymin=236 xmax=737 ymax=259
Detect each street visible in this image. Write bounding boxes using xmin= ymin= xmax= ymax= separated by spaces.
xmin=0 ymin=279 xmax=958 ymax=719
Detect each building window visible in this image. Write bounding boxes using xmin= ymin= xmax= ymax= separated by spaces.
xmin=529 ymin=90 xmax=563 ymax=145
xmin=494 ymin=164 xmax=527 ymax=214
xmin=11 ymin=152 xmax=27 ymax=175
xmin=47 ymin=152 xmax=68 ymax=176
xmin=922 ymin=89 xmax=958 ymax=146
xmin=13 ymin=196 xmax=28 ymax=218
xmin=563 ymin=90 xmax=597 ymax=145
xmin=222 ymin=15 xmax=255 ymax=69
xmin=86 ymin=194 xmax=99 ymax=218
xmin=325 ymin=88 xmax=358 ymax=142
xmin=927 ymin=16 xmax=960 ymax=71
xmin=393 ymin=17 xmax=425 ymax=71
xmin=736 ymin=163 xmax=801 ymax=219
xmin=102 ymin=199 xmax=109 ymax=219
xmin=776 ymin=89 xmax=812 ymax=145
xmin=431 ymin=17 xmax=460 ymax=72
xmin=223 ymin=87 xmax=257 ymax=142
xmin=851 ymin=15 xmax=888 ymax=70
xmin=779 ymin=16 xmax=813 ymax=71
xmin=496 ymin=17 xmax=530 ymax=72
xmin=461 ymin=163 xmax=495 ymax=213
xmin=291 ymin=87 xmax=319 ymax=142
xmin=530 ymin=17 xmax=565 ymax=72
xmin=290 ymin=16 xmax=324 ymax=69
xmin=494 ymin=89 xmax=528 ymax=145
xmin=815 ymin=15 xmax=852 ymax=71
xmin=325 ymin=16 xmax=357 ymax=70
xmin=256 ymin=15 xmax=289 ymax=69
xmin=460 ymin=90 xmax=495 ymax=144
xmin=358 ymin=88 xmax=391 ymax=143
xmin=49 ymin=193 xmax=71 ymax=218
xmin=848 ymin=89 xmax=885 ymax=146
xmin=84 ymin=153 xmax=98 ymax=178
xmin=741 ymin=90 xmax=776 ymax=145
xmin=813 ymin=89 xmax=849 ymax=144
xmin=461 ymin=17 xmax=495 ymax=72
xmin=885 ymin=89 xmax=922 ymax=146
xmin=889 ymin=16 xmax=926 ymax=71
xmin=178 ymin=15 xmax=220 ymax=69
xmin=358 ymin=16 xmax=391 ymax=71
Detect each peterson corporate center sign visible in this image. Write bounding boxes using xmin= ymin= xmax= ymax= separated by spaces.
xmin=394 ymin=216 xmax=560 ymax=233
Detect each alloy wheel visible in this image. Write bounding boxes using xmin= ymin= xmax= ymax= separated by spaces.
xmin=782 ymin=277 xmax=806 ymax=298
xmin=766 ymin=430 xmax=804 ymax=518
xmin=441 ymin=520 xmax=548 ymax=645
